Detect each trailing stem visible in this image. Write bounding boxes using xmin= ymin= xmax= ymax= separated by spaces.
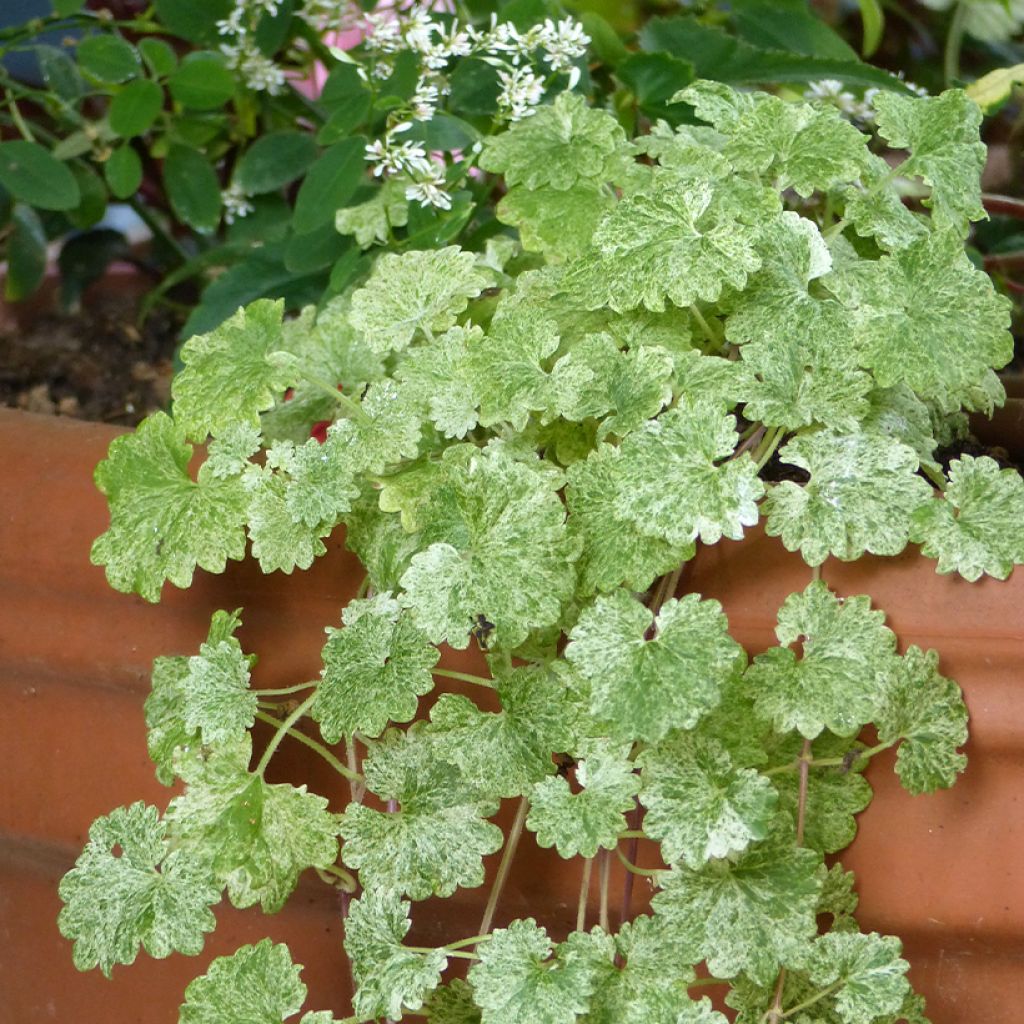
xmin=254 ymin=695 xmax=318 ymax=776
xmin=577 ymin=857 xmax=593 ymax=932
xmin=253 ymin=711 xmax=361 ymax=781
xmin=478 ymin=798 xmax=529 ymax=938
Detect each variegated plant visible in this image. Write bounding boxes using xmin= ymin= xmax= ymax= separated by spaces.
xmin=60 ymin=79 xmax=1022 ymax=1024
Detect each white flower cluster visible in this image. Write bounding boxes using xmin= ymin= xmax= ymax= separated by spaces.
xmin=359 ymin=3 xmax=589 ymax=211
xmin=217 ymin=0 xmax=288 ymax=94
xmin=221 ymin=181 xmax=255 ymax=224
xmin=804 ymin=76 xmax=928 ymax=126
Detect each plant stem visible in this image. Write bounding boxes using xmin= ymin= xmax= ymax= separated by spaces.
xmin=943 ymin=0 xmax=969 ymax=85
xmin=615 ymin=846 xmax=661 ymax=878
xmin=796 ymin=739 xmax=812 ymax=846
xmin=432 ymin=667 xmax=494 ymax=688
xmin=781 ymin=981 xmax=844 ymax=1019
xmin=763 ymin=740 xmax=893 ymax=777
xmin=753 ymin=426 xmax=785 ymax=472
xmin=617 ymin=829 xmax=648 ymax=841
xmin=479 ymin=798 xmax=529 ymax=937
xmin=577 ymin=857 xmax=593 ymax=932
xmin=316 ymin=863 xmax=358 ymax=892
xmin=689 ymin=304 xmax=724 ymax=350
xmin=302 ymin=372 xmax=370 ymax=422
xmin=253 ymin=706 xmax=361 ymax=780
xmin=258 ymin=680 xmax=319 ymax=696
xmin=408 ymin=946 xmax=480 ymax=960
xmin=346 ymin=738 xmax=366 ymax=804
xmin=598 ymin=849 xmax=611 ymax=932
xmin=443 ymin=934 xmax=493 ymax=952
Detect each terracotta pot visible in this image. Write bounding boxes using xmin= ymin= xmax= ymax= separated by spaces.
xmin=2 ymin=406 xmax=1022 ymax=1022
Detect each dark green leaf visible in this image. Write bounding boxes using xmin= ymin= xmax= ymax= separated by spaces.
xmin=729 ymin=0 xmax=857 ymax=60
xmin=579 ymin=12 xmax=630 ymax=68
xmin=105 ymin=144 xmax=143 ymax=199
xmin=449 ymin=58 xmax=501 ymax=117
xmin=316 ymin=94 xmax=372 ymax=145
xmin=35 ymin=44 xmax=85 ymax=101
xmin=155 ymin=0 xmax=233 ymax=45
xmin=139 ymin=37 xmax=178 ymax=78
xmin=407 ymin=113 xmax=480 ymax=152
xmin=164 ymin=144 xmax=222 ymax=231
xmin=168 ymin=51 xmax=236 ymax=110
xmin=292 ymin=137 xmax=366 ymax=234
xmin=109 ymin=78 xmax=164 ymax=138
xmin=58 ymin=228 xmax=128 ymax=308
xmin=4 ymin=204 xmax=47 ymax=301
xmin=618 ymin=52 xmax=696 ymax=123
xmin=66 ymin=164 xmax=106 ymax=229
xmin=237 ymin=132 xmax=318 ymax=194
xmin=52 ymin=0 xmax=87 ymax=14
xmin=857 ymin=0 xmax=884 ymax=57
xmin=76 ymin=34 xmax=141 ymax=84
xmin=0 ymin=141 xmax=80 ymax=210
xmin=285 ymin=223 xmax=352 ymax=274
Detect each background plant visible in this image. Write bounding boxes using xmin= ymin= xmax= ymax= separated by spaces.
xmin=55 ymin=40 xmax=1024 ymax=1020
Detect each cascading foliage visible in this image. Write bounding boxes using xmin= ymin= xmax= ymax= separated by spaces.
xmin=60 ymin=78 xmax=1024 ymax=1024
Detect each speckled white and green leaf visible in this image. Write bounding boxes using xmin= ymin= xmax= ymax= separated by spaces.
xmin=766 ymin=733 xmax=873 ymax=854
xmin=396 ymin=325 xmax=480 ymax=439
xmin=91 ymin=412 xmax=249 ymax=602
xmin=312 ymin=593 xmax=438 ymax=743
xmin=425 ymin=980 xmax=482 ymax=1024
xmin=465 ymin=308 xmax=560 ymax=431
xmin=178 ymin=939 xmax=308 ymax=1024
xmin=746 ymin=582 xmax=898 ymax=739
xmin=526 ymin=739 xmax=640 ymax=858
xmin=347 ymin=379 xmax=425 ymax=473
xmin=910 ymin=455 xmax=1024 ymax=580
xmin=876 ymin=645 xmax=968 ymax=795
xmin=350 ymin=246 xmax=488 ymax=354
xmin=651 ymin=818 xmax=823 ymax=986
xmin=424 ymin=664 xmax=578 ymax=798
xmin=341 ymin=728 xmax=502 ymax=899
xmin=478 ymin=91 xmax=631 ymax=191
xmin=335 ymin=177 xmax=409 ymax=248
xmin=552 ymin=333 xmax=674 ymax=439
xmin=498 ymin=183 xmax=611 ymax=261
xmin=243 ymin=464 xmax=335 ymax=574
xmin=583 ymin=915 xmax=703 ymax=1024
xmin=807 ymin=932 xmax=910 ymax=1024
xmin=399 ymin=446 xmax=577 ymax=650
xmin=344 ymin=487 xmax=423 ymax=594
xmin=828 ymin=230 xmax=1012 ymax=411
xmin=179 ymin=624 xmax=256 ymax=747
xmin=172 ymin=300 xmax=296 ymax=441
xmin=638 ymin=732 xmax=778 ymax=868
xmin=840 ymin=153 xmax=928 ymax=251
xmin=205 ymin=422 xmax=262 ymax=479
xmin=763 ymin=432 xmax=932 ymax=565
xmin=57 ymin=803 xmax=220 ymax=976
xmin=164 ymin=738 xmax=341 ymax=913
xmin=874 ymin=89 xmax=985 ymax=234
xmin=571 ymin=170 xmax=767 ymax=313
xmin=566 ymin=442 xmax=694 ymax=598
xmin=859 ymin=385 xmax=940 ymax=472
xmin=467 ymin=919 xmax=602 ymax=1024
xmin=345 ymin=889 xmax=447 ymax=1021
xmin=612 ymin=399 xmax=764 ymax=547
xmin=567 ymin=589 xmax=744 ymax=743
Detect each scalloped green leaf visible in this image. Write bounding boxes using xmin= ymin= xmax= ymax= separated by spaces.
xmin=497 ymin=183 xmax=611 ymax=261
xmin=396 ymin=324 xmax=480 ymax=439
xmin=807 ymin=932 xmax=911 ymax=1024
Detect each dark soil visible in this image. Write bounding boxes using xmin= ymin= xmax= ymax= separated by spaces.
xmin=0 ymin=288 xmax=180 ymax=427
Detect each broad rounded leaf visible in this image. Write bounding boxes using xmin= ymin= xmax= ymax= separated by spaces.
xmin=807 ymin=932 xmax=910 ymax=1024
xmin=109 ymin=78 xmax=164 ymax=137
xmin=0 ymin=141 xmax=80 ymax=210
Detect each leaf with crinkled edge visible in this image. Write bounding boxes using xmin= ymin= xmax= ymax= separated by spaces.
xmin=350 ymin=246 xmax=488 ymax=354
xmin=807 ymin=932 xmax=910 ymax=1024
xmin=571 ymin=169 xmax=770 ymax=313
xmin=350 ymin=379 xmax=425 ymax=472
xmin=396 ymin=325 xmax=480 ymax=439
xmin=465 ymin=307 xmax=560 ymax=431
xmin=553 ymin=333 xmax=674 ymax=439
xmin=636 ymin=120 xmax=732 ymax=180
xmin=91 ymin=412 xmax=249 ymax=602
xmin=399 ymin=445 xmax=578 ymax=650
xmin=145 ymin=609 xmax=244 ymax=784
xmin=341 ymin=727 xmax=502 ymax=899
xmin=607 ymin=304 xmax=696 ymax=374
xmin=764 ymin=432 xmax=932 ymax=566
xmin=681 ymin=82 xmax=870 ymax=197
xmin=180 ymin=621 xmax=256 ymax=747
xmin=828 ymin=230 xmax=1012 ymax=411
xmin=638 ymin=733 xmax=777 ymax=868
xmin=651 ymin=817 xmax=823 ymax=986
xmin=173 ymin=299 xmax=296 ymax=441
xmin=425 ymin=980 xmax=481 ymax=1024
xmin=613 ymin=398 xmax=764 ymax=548
xmin=583 ymin=915 xmax=699 ymax=1024
xmin=478 ymin=91 xmax=631 ymax=191
xmin=745 ymin=581 xmax=898 ymax=739
xmin=841 ymin=153 xmax=928 ymax=251
xmin=876 ymin=645 xmax=967 ymax=795
xmin=498 ymin=184 xmax=611 ymax=262
xmin=243 ymin=465 xmax=334 ymax=574
xmin=425 ymin=664 xmax=578 ymax=798
xmin=910 ymin=455 xmax=1024 ymax=581
xmin=819 ymin=864 xmax=860 ymax=927
xmin=57 ymin=802 xmax=220 ymax=977
xmin=766 ymin=733 xmax=872 ymax=854
xmin=313 ymin=592 xmax=438 ymax=743
xmin=468 ymin=919 xmax=601 ymax=1024
xmin=861 ymin=385 xmax=940 ymax=472
xmin=335 ymin=177 xmax=409 ymax=248
xmin=165 ymin=737 xmax=341 ymax=913
xmin=178 ymin=939 xmax=307 ymax=1024
xmin=345 ymin=487 xmax=422 ymax=593
xmin=345 ymin=889 xmax=447 ymax=1021
xmin=526 ymin=739 xmax=640 ymax=858
xmin=567 ymin=442 xmax=693 ymax=598
xmin=206 ymin=423 xmax=262 ymax=479
xmin=567 ymin=589 xmax=745 ymax=743
xmin=874 ymin=89 xmax=985 ymax=233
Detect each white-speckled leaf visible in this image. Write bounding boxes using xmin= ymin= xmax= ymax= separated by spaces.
xmin=807 ymin=932 xmax=910 ymax=1024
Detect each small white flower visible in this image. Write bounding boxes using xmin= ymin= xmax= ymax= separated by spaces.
xmin=497 ymin=66 xmax=544 ymax=121
xmin=221 ymin=181 xmax=254 ymax=224
xmin=405 ymin=166 xmax=452 ymax=210
xmin=537 ymin=16 xmax=589 ymax=73
xmin=411 ymin=78 xmax=440 ymax=121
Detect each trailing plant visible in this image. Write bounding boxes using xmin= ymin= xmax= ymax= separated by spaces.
xmin=60 ymin=72 xmax=1024 ymax=1024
